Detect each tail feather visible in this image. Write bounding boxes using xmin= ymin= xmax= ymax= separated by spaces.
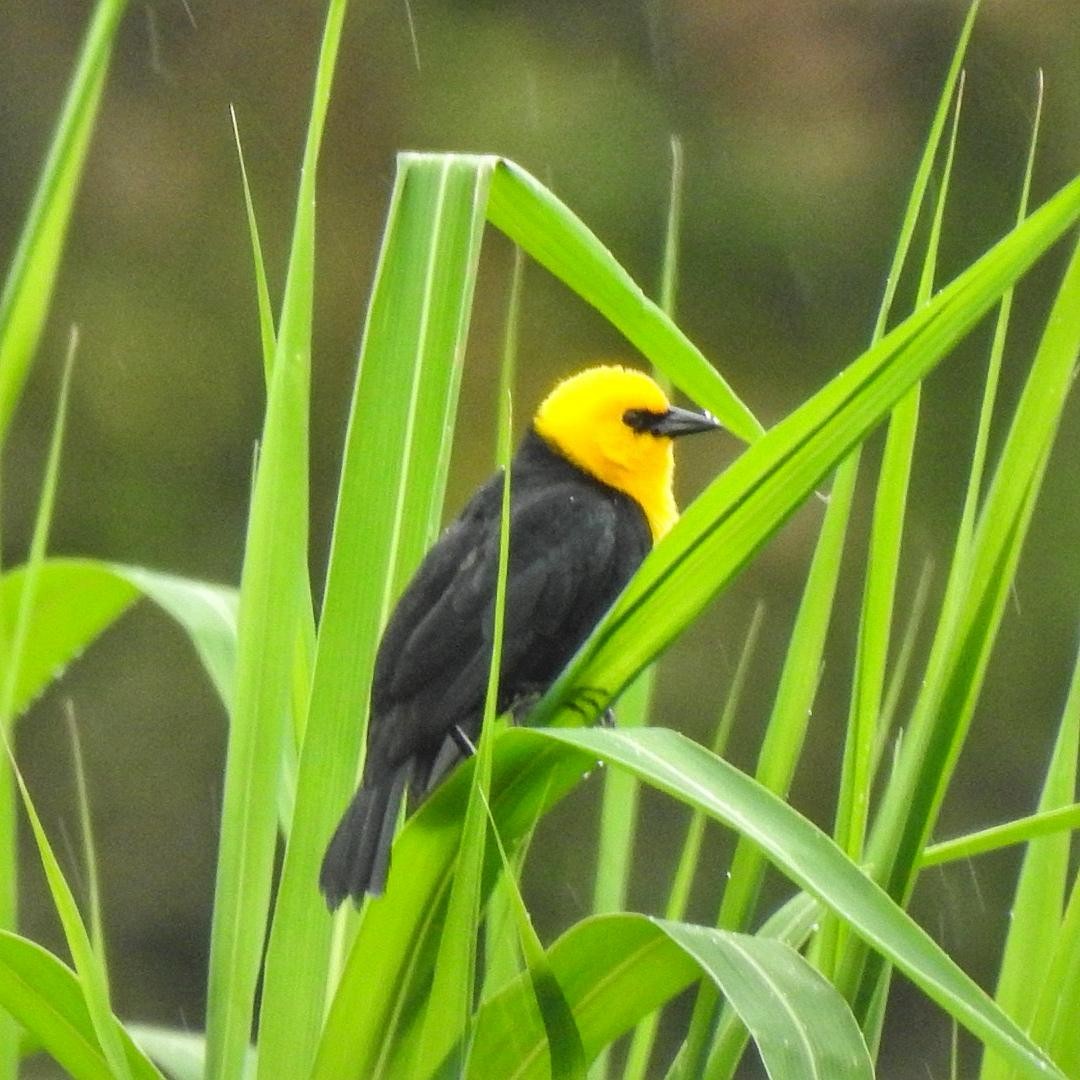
xmin=319 ymin=763 xmax=409 ymax=910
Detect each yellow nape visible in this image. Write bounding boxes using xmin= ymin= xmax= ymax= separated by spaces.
xmin=534 ymin=365 xmax=678 ymax=542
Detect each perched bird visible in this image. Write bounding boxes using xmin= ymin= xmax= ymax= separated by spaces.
xmin=319 ymin=365 xmax=721 ymax=908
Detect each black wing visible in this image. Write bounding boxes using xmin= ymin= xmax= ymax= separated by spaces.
xmin=366 ymin=473 xmax=648 ymax=775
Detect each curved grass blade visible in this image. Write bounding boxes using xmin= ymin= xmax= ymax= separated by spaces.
xmin=469 ymin=913 xmax=871 ymax=1080
xmin=310 ymin=738 xmax=595 ymax=1080
xmin=0 ymin=931 xmax=160 ymax=1080
xmin=527 ymin=726 xmax=1066 ymax=1080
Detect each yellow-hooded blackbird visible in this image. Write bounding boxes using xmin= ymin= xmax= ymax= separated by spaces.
xmin=319 ymin=365 xmax=720 ymax=907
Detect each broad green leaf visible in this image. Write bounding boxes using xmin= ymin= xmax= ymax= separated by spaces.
xmin=0 ymin=559 xmax=236 ymax=722
xmin=469 ymin=915 xmax=871 ymax=1080
xmin=0 ymin=932 xmax=160 ymax=1080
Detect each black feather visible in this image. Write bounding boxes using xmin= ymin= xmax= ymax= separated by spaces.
xmin=319 ymin=428 xmax=651 ymax=907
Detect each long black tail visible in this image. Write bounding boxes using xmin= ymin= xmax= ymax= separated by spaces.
xmin=319 ymin=763 xmax=409 ymax=910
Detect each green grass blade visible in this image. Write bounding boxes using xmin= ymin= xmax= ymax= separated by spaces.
xmin=470 ymin=914 xmax=871 ymax=1080
xmin=414 ymin=372 xmax=513 ymax=1080
xmin=477 ymin=797 xmax=586 ymax=1080
xmin=485 ymin=160 xmax=762 ymax=445
xmin=854 ymin=228 xmax=1080 ymax=1017
xmin=485 ymin=249 xmax=529 ymax=999
xmin=203 ymin=258 xmax=309 ymax=1080
xmin=702 ymin=894 xmax=822 ymax=1078
xmin=0 ymin=932 xmax=160 ymax=1080
xmin=229 ymin=106 xmax=277 ymax=381
xmin=592 ymin=134 xmax=685 ymax=956
xmin=1030 ymin=872 xmax=1080 ymax=1074
xmin=203 ymin=0 xmax=348 ymax=1074
xmin=64 ymin=707 xmax=105 ymax=965
xmin=255 ymin=154 xmax=492 ymax=1080
xmin=0 ymin=336 xmax=138 ymax=1080
xmin=921 ymin=803 xmax=1080 ymax=868
xmin=0 ymin=0 xmax=128 ymax=446
xmin=531 ymin=726 xmax=1065 ymax=1080
xmin=979 ymin=632 xmax=1080 ymax=1080
xmin=525 ymin=168 xmax=1080 ymax=735
xmin=825 ymin=70 xmax=966 ymax=987
xmin=959 ymin=71 xmax=1043 ymax=561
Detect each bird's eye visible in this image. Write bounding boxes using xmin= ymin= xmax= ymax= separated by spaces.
xmin=623 ymin=408 xmax=658 ymax=433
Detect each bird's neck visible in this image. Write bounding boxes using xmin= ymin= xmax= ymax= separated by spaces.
xmin=521 ymin=427 xmax=676 ymax=542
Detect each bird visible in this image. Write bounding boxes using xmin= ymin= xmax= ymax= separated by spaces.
xmin=319 ymin=364 xmax=721 ymax=908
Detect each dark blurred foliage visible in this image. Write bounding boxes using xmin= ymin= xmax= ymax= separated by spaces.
xmin=3 ymin=2 xmax=1079 ymax=1076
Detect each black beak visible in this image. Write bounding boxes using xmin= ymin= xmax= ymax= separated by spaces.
xmin=652 ymin=405 xmax=722 ymax=438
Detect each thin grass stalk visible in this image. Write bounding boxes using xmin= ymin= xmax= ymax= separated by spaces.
xmin=484 ymin=246 xmax=527 ymax=1000
xmin=827 ymin=72 xmax=965 ymax=982
xmin=414 ymin=386 xmax=515 ymax=1077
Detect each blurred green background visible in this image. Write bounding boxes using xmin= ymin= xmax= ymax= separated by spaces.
xmin=4 ymin=2 xmax=1079 ymax=1076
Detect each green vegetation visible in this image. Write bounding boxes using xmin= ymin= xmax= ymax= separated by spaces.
xmin=2 ymin=1 xmax=1079 ymax=1078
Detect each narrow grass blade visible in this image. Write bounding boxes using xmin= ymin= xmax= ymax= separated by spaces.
xmin=0 ymin=0 xmax=128 ymax=445
xmin=485 ymin=160 xmax=762 ymax=445
xmin=255 ymin=155 xmax=492 ymax=1080
xmin=469 ymin=913 xmax=871 ymax=1080
xmin=529 ymin=726 xmax=1066 ymax=1080
xmin=854 ymin=229 xmax=1080 ymax=1018
xmin=836 ymin=70 xmax=964 ymax=874
xmin=959 ymin=70 xmax=1043 ymax=561
xmin=623 ymin=602 xmax=764 ymax=1080
xmin=824 ymin=71 xmax=966 ymax=990
xmin=0 ymin=932 xmax=160 ymax=1080
xmin=592 ymin=134 xmax=685 ymax=970
xmin=979 ymin=632 xmax=1080 ymax=1080
xmin=413 ymin=380 xmax=513 ymax=1079
xmin=1031 ymin=873 xmax=1080 ymax=1075
xmin=921 ymin=803 xmax=1080 ymax=868
xmin=229 ymin=107 xmax=277 ymax=381
xmin=0 ymin=336 xmax=139 ymax=1080
xmin=203 ymin=0 xmax=349 ymax=1073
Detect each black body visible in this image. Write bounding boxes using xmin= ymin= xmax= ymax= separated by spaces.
xmin=319 ymin=427 xmax=652 ymax=907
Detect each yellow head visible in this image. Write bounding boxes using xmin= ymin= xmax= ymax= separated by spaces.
xmin=533 ymin=365 xmax=720 ymax=542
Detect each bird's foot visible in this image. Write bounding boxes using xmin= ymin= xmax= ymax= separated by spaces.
xmin=565 ymin=685 xmax=611 ymax=725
